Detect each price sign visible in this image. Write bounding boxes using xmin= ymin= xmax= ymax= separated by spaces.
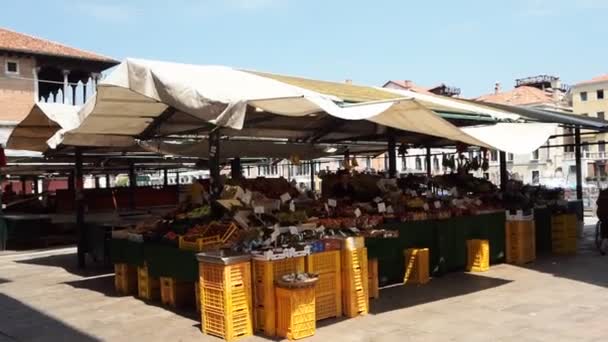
xmin=354 ymin=208 xmax=362 ymax=217
xmin=328 ymin=199 xmax=337 ymax=207
xmin=434 ymin=201 xmax=442 ymax=209
xmin=423 ymin=203 xmax=430 ymax=211
xmin=386 ymin=205 xmax=394 ymax=214
xmin=378 ymin=202 xmax=386 ymax=213
xmin=324 ymin=203 xmax=330 ymax=212
xmin=289 ymin=226 xmax=299 ymax=235
xmin=254 ymin=206 xmax=265 ymax=214
xmin=280 ymin=192 xmax=292 ymax=203
xmin=373 ymin=196 xmax=383 ymax=203
xmin=289 ymin=201 xmax=296 ymax=212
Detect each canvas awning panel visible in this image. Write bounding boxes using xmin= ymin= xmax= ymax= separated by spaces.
xmin=462 ymin=123 xmax=558 ymax=154
xmin=52 ymin=58 xmax=490 ymax=149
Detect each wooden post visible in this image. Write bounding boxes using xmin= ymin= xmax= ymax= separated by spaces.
xmin=106 ymin=174 xmax=111 ymax=188
xmin=499 ymin=151 xmax=507 ymax=191
xmin=575 ymin=127 xmax=583 ymax=200
xmin=94 ymin=176 xmax=100 ymax=189
xmin=310 ymin=161 xmax=316 ymax=192
xmin=75 ymin=148 xmax=86 ymax=268
xmin=208 ymin=128 xmax=221 ymax=199
xmin=163 ymin=169 xmax=168 ymax=187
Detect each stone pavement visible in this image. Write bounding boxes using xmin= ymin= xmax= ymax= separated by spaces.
xmin=1 ymin=227 xmax=607 ymax=342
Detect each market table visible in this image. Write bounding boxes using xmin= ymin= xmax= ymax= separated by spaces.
xmin=2 ymin=214 xmax=52 ymax=248
xmin=366 ymin=212 xmax=506 ymax=286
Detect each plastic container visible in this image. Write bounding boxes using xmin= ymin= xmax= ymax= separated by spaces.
xmin=306 ymin=250 xmax=341 ymax=275
xmin=179 ymin=235 xmax=221 ymax=252
xmin=403 ymin=248 xmax=430 ymax=285
xmin=466 ymin=240 xmax=490 ymax=272
xmin=252 ymin=257 xmax=305 ymax=336
xmin=505 ymin=220 xmax=536 ymax=264
xmin=306 ymin=251 xmax=342 ymax=320
xmin=275 ymin=281 xmax=317 ymax=340
xmin=342 ymin=248 xmax=369 ymax=317
xmin=160 ymin=277 xmax=195 ymax=308
xmin=137 ymin=264 xmax=160 ymax=300
xmin=368 ymin=258 xmax=379 ymax=299
xmin=114 ymin=263 xmax=138 ymax=295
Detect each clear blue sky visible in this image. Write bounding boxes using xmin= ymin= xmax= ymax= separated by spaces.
xmin=2 ymin=0 xmax=607 ymax=97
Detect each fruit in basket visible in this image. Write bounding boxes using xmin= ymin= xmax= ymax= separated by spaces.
xmin=186 ymin=205 xmax=210 ymax=219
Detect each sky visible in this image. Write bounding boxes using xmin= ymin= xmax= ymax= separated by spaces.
xmin=2 ymin=0 xmax=608 ymax=97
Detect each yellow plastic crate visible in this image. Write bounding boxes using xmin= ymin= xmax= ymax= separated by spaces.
xmin=203 ymin=308 xmax=252 ymax=341
xmin=160 ymin=277 xmax=195 ymax=308
xmin=466 ymin=240 xmax=490 ymax=272
xmin=137 ymin=264 xmax=160 ymax=300
xmin=252 ymin=257 xmax=305 ymax=336
xmin=195 ymin=281 xmax=200 ymax=313
xmin=276 ymin=286 xmax=316 ymax=340
xmin=305 ymin=251 xmax=342 ymax=320
xmin=179 ymin=235 xmax=222 ymax=252
xmin=306 ymin=250 xmax=341 ymax=275
xmin=505 ymin=220 xmax=536 ymax=265
xmin=114 ymin=263 xmax=138 ymax=295
xmin=342 ymin=248 xmax=369 ymax=317
xmin=200 ymin=260 xmax=249 ymax=290
xmin=403 ymin=248 xmax=430 ymax=285
xmin=368 ymin=258 xmax=379 ymax=299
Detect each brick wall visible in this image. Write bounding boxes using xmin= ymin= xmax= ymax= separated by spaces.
xmin=0 ymin=54 xmax=35 ymax=122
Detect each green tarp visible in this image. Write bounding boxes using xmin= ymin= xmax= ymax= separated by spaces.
xmin=367 ymin=213 xmax=506 ymax=286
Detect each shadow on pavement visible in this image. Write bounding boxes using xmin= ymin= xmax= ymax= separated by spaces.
xmin=369 ymin=272 xmax=512 ymax=315
xmin=0 ymin=293 xmax=99 ymax=341
xmin=0 ymin=278 xmax=10 ymax=285
xmin=517 ymin=226 xmax=608 ymax=288
xmin=15 ymin=252 xmax=111 ymax=278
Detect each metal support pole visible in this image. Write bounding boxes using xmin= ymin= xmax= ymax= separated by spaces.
xmin=425 ymin=147 xmax=432 ymax=178
xmin=163 ymin=169 xmax=168 ymax=187
xmin=208 ymin=128 xmax=221 ymax=199
xmin=94 ymin=176 xmax=100 ymax=189
xmin=310 ymin=161 xmax=316 ymax=192
xmin=75 ymin=148 xmax=85 ymax=268
xmin=21 ymin=177 xmax=26 ymax=195
xmin=499 ymin=151 xmax=508 ymax=191
xmin=387 ymin=130 xmax=397 ymax=178
xmin=231 ymin=158 xmax=242 ymax=179
xmin=129 ymin=163 xmax=136 ymax=209
xmin=575 ymin=127 xmax=583 ymax=200
xmin=106 ymin=174 xmax=111 ymax=188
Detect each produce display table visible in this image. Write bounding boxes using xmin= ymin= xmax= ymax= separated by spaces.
xmin=366 ymin=212 xmax=506 ymax=286
xmin=3 ymin=214 xmax=52 ymax=247
xmin=109 ymin=239 xmax=198 ymax=282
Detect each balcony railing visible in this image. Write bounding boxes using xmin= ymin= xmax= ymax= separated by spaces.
xmin=564 ymin=151 xmax=608 ymax=160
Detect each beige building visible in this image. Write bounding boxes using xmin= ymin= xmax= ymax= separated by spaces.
xmin=570 ymin=74 xmax=608 ymax=180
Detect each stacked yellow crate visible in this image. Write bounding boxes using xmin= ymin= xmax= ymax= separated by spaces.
xmin=342 ymin=247 xmax=369 ymax=317
xmin=368 ymin=258 xmax=379 ymax=299
xmin=305 ymin=251 xmax=342 ymax=320
xmin=252 ymin=257 xmax=305 ymax=336
xmin=137 ymin=264 xmax=160 ymax=300
xmin=199 ymin=260 xmax=253 ymax=341
xmin=403 ymin=248 xmax=430 ymax=284
xmin=160 ymin=277 xmax=195 ymax=308
xmin=275 ymin=285 xmax=317 ymax=340
xmin=505 ymin=213 xmax=536 ymax=265
xmin=114 ymin=263 xmax=138 ymax=295
xmin=551 ymin=214 xmax=577 ymax=254
xmin=466 ymin=240 xmax=490 ymax=272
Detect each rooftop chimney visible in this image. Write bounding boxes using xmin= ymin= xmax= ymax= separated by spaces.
xmin=494 ymin=82 xmax=501 ymax=94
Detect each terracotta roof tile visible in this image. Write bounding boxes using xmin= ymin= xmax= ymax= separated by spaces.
xmin=382 ymin=80 xmax=435 ymax=95
xmin=0 ymin=27 xmax=118 ymax=63
xmin=475 ymin=86 xmax=555 ymax=106
xmin=576 ymin=74 xmax=608 ymax=86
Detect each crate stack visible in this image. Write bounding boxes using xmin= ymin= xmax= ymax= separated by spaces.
xmin=160 ymin=277 xmax=195 ymax=308
xmin=137 ymin=263 xmax=160 ymax=300
xmin=341 ymin=237 xmax=369 ymax=318
xmin=403 ymin=248 xmax=430 ymax=285
xmin=252 ymin=257 xmax=305 ymax=336
xmin=305 ymin=250 xmax=342 ymax=321
xmin=199 ymin=258 xmax=253 ymax=341
xmin=114 ymin=263 xmax=138 ymax=295
xmin=505 ymin=210 xmax=536 ymax=265
xmin=466 ymin=240 xmax=490 ymax=272
xmin=368 ymin=258 xmax=379 ymax=299
xmin=275 ymin=284 xmax=317 ymax=340
xmin=551 ymin=214 xmax=577 ymax=254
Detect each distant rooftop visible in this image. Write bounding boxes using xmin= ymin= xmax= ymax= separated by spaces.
xmin=0 ymin=27 xmax=118 ymax=64
xmin=575 ymin=74 xmax=608 ymax=86
xmin=382 ymin=80 xmax=461 ymax=97
xmin=476 ymin=86 xmax=558 ymax=106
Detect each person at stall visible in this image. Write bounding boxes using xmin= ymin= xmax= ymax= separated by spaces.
xmin=189 ymin=177 xmax=207 ymax=205
xmin=596 ymin=188 xmax=608 ymax=255
xmin=332 ymin=170 xmax=356 ymax=199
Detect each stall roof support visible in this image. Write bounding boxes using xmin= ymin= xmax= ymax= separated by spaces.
xmin=499 ymin=151 xmax=507 ymax=192
xmin=575 ymin=127 xmax=583 ymax=200
xmin=387 ymin=130 xmax=397 ymax=178
xmin=426 ymin=147 xmax=432 ymax=178
xmin=75 ymin=148 xmax=85 ymax=269
xmin=209 ymin=128 xmax=221 ymax=199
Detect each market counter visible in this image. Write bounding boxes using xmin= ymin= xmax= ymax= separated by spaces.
xmin=366 ymin=212 xmax=506 ymax=286
xmin=110 ymin=239 xmax=198 ymax=282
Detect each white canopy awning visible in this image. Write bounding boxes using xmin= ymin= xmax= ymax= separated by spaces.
xmin=462 ymin=123 xmax=558 ymax=155
xmin=50 ymin=58 xmax=490 ymax=149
